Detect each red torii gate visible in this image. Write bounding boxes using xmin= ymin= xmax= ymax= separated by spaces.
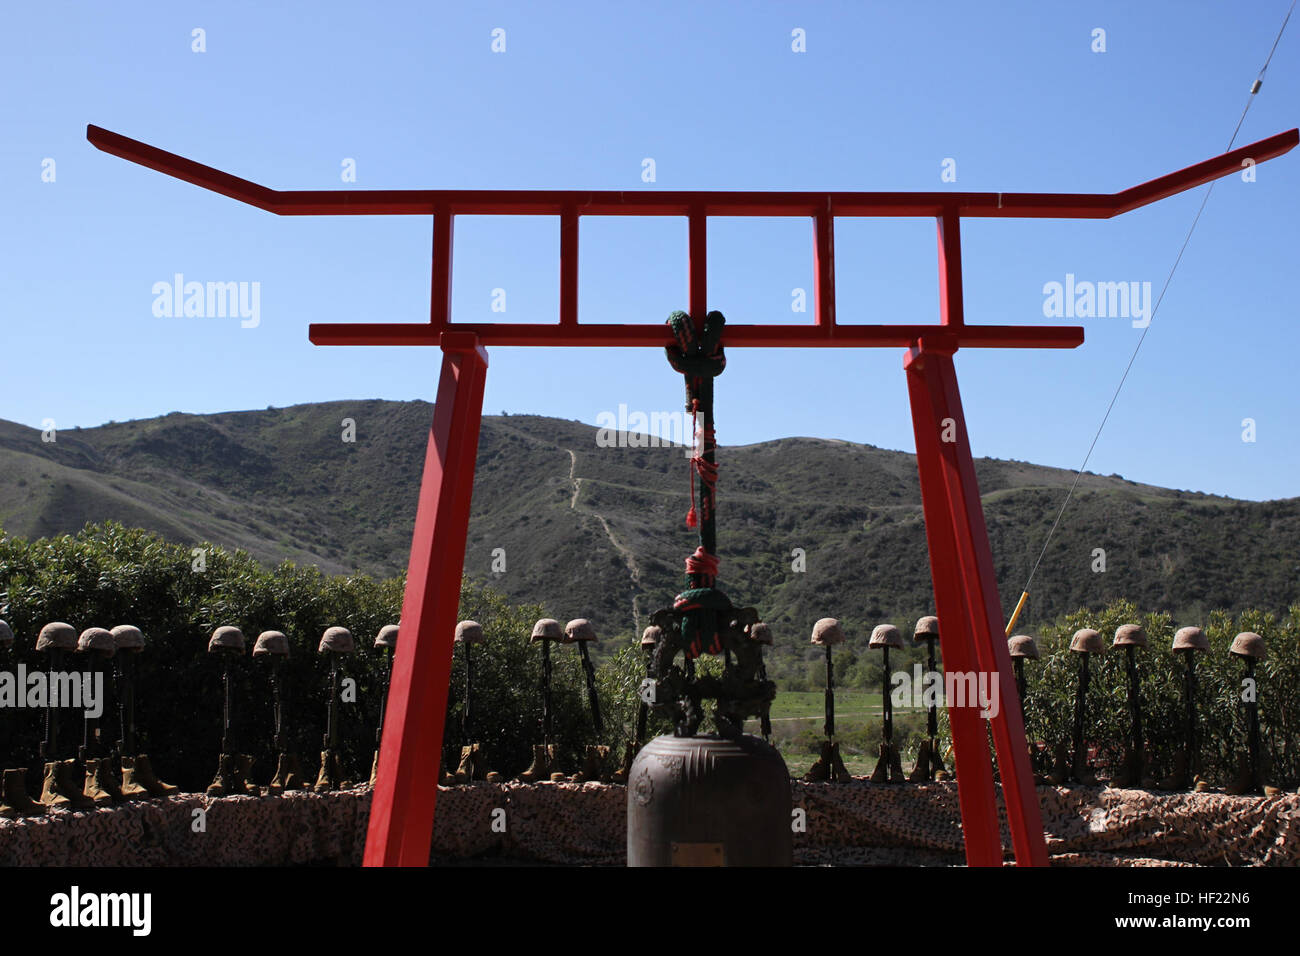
xmin=88 ymin=123 xmax=1297 ymax=867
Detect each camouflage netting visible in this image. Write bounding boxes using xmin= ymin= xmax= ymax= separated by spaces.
xmin=0 ymin=782 xmax=1294 ymax=866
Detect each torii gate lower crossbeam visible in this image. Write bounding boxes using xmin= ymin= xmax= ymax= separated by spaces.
xmin=86 ymin=124 xmax=1298 ymax=868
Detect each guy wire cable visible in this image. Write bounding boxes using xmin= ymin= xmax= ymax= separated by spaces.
xmin=1005 ymin=0 xmax=1297 ymax=636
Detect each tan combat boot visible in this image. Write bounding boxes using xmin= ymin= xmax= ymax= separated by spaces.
xmin=1072 ymin=747 xmax=1097 ymax=785
xmin=1110 ymin=748 xmax=1140 ymax=788
xmin=453 ymin=746 xmax=476 ymax=784
xmin=888 ymin=743 xmax=906 ymax=783
xmin=82 ymin=758 xmax=118 ymax=806
xmin=519 ymin=744 xmax=551 ymax=783
xmin=130 ymin=755 xmax=178 ymax=798
xmin=208 ymin=753 xmax=249 ymax=797
xmin=803 ymin=740 xmax=832 ymax=782
xmin=548 ymin=744 xmax=567 ymax=782
xmin=1046 ymin=743 xmax=1070 ymax=786
xmin=270 ymin=753 xmax=306 ymax=794
xmin=313 ymin=751 xmax=341 ymax=793
xmin=909 ymin=739 xmax=933 ymax=782
xmin=1157 ymin=750 xmax=1189 ymax=791
xmin=611 ymin=743 xmax=634 ymax=785
xmin=119 ymin=757 xmax=150 ymax=800
xmin=242 ymin=755 xmax=262 ymax=796
xmin=829 ymin=741 xmax=852 ymax=783
xmin=1139 ymin=751 xmax=1160 ymax=790
xmin=39 ymin=762 xmax=69 ymax=808
xmin=2 ymin=769 xmax=45 ymax=816
xmin=870 ymin=742 xmax=890 ymax=783
xmin=572 ymin=745 xmax=610 ymax=783
xmin=929 ymin=738 xmax=950 ymax=780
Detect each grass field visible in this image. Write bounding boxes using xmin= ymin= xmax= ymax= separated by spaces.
xmin=744 ymin=690 xmax=929 ymax=777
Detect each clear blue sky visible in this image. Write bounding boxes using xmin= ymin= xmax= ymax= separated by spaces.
xmin=3 ymin=1 xmax=1297 ymax=500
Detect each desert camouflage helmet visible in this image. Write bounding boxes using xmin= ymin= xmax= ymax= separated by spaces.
xmin=455 ymin=620 xmax=485 ymax=645
xmin=1230 ymin=631 xmax=1266 ymax=660
xmin=374 ymin=624 xmax=399 ymax=649
xmin=1113 ymin=623 xmax=1147 ymax=648
xmin=811 ymin=618 xmax=845 ymax=646
xmin=318 ymin=626 xmax=355 ymax=654
xmin=531 ymin=618 xmax=563 ymax=642
xmin=0 ymin=620 xmax=13 ymax=649
xmin=253 ymin=630 xmax=289 ymax=658
xmin=111 ymin=624 xmax=145 ymax=652
xmin=1069 ymin=628 xmax=1104 ymax=654
xmin=869 ymin=623 xmax=904 ymax=649
xmin=565 ymin=618 xmax=598 ymax=643
xmin=208 ymin=625 xmax=246 ymax=653
xmin=748 ymin=622 xmax=773 ymax=646
xmin=77 ymin=627 xmax=116 ymax=656
xmin=1008 ymin=634 xmax=1040 ymax=659
xmin=1172 ymin=626 xmax=1209 ymax=652
xmin=913 ymin=615 xmax=940 ymax=641
xmin=36 ymin=621 xmax=77 ymax=652
xmin=640 ymin=625 xmax=662 ymax=648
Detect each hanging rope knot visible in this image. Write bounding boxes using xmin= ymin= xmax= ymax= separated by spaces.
xmin=665 ymin=310 xmax=727 ymax=407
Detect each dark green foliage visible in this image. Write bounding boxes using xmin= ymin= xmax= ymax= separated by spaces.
xmin=0 ymin=522 xmax=635 ymax=790
xmin=1021 ymin=599 xmax=1300 ymax=790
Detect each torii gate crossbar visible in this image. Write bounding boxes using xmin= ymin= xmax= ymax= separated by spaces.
xmin=87 ymin=124 xmax=1298 ymax=867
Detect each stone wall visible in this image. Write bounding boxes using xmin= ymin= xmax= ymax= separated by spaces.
xmin=1 ymin=781 xmax=1295 ymax=866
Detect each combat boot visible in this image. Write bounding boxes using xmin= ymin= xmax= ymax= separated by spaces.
xmin=453 ymin=745 xmax=476 ymax=784
xmin=547 ymin=744 xmax=568 ymax=782
xmin=829 ymin=741 xmax=852 ymax=783
xmin=909 ymin=739 xmax=932 ymax=782
xmin=1157 ymin=750 xmax=1190 ymax=791
xmin=2 ymin=768 xmax=45 ymax=816
xmin=1110 ymin=748 xmax=1140 ymax=788
xmin=929 ymin=738 xmax=949 ymax=780
xmin=1046 ymin=743 xmax=1070 ymax=786
xmin=56 ymin=764 xmax=94 ymax=806
xmin=82 ymin=757 xmax=118 ymax=806
xmin=888 ymin=743 xmax=906 ymax=783
xmin=519 ymin=744 xmax=551 ymax=783
xmin=208 ymin=753 xmax=250 ymax=797
xmin=314 ymin=751 xmax=341 ymax=793
xmin=134 ymin=759 xmax=178 ymax=796
xmin=1071 ymin=748 xmax=1097 ymax=785
xmin=39 ymin=762 xmax=68 ymax=809
xmin=129 ymin=755 xmax=178 ymax=798
xmin=870 ymin=742 xmax=890 ymax=783
xmin=611 ymin=743 xmax=634 ymax=784
xmin=240 ymin=755 xmax=260 ymax=796
xmin=803 ymin=740 xmax=832 ymax=782
xmin=1139 ymin=751 xmax=1160 ymax=790
xmin=572 ymin=745 xmax=609 ymax=783
xmin=271 ymin=753 xmax=306 ymax=794
xmin=119 ymin=757 xmax=150 ymax=800
xmin=1028 ymin=744 xmax=1048 ymax=785
xmin=1224 ymin=753 xmax=1255 ymax=796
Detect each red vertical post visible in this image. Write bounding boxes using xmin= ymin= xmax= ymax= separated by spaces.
xmin=689 ymin=206 xmax=707 ymax=327
xmin=430 ymin=205 xmax=454 ymax=328
xmin=813 ymin=205 xmax=836 ymax=335
xmin=905 ymin=337 xmax=1048 ymax=866
xmin=905 ymin=346 xmax=1003 ymax=867
xmin=364 ymin=331 xmax=488 ymax=866
xmin=559 ymin=204 xmax=578 ymax=327
xmin=937 ymin=209 xmax=964 ymax=328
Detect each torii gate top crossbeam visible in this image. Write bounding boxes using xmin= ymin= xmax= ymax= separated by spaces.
xmin=87 ymin=125 xmax=1296 ymax=350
